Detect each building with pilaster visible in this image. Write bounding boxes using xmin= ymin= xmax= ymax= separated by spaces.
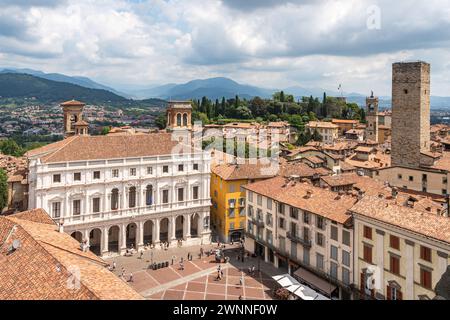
xmin=26 ymin=133 xmax=212 ymax=256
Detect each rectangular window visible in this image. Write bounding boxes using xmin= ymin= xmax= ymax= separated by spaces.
xmin=303 ymin=248 xmax=310 ymax=265
xmin=193 ymin=186 xmax=199 ymax=200
xmin=229 ymin=208 xmax=235 ymax=218
xmin=390 ymin=255 xmax=400 ymax=275
xmin=316 ymin=232 xmax=324 ymax=247
xmin=257 ymin=195 xmax=262 ymax=206
xmin=92 ymin=197 xmax=100 ymax=213
xmin=229 ymin=184 xmax=235 ymax=192
xmin=409 ymin=176 xmax=414 ymax=182
xmin=53 ymin=174 xmax=61 ymax=183
xmin=279 ymin=217 xmax=285 ymax=230
xmin=397 ymin=174 xmax=402 ymax=179
xmin=52 ymin=202 xmax=61 ymax=218
xmin=342 ymin=229 xmax=350 ymax=246
xmin=73 ymin=200 xmax=81 ymax=216
xmin=342 ymin=268 xmax=350 ymax=285
xmin=112 ymin=169 xmax=119 ymax=178
xmin=290 ymin=207 xmax=299 ymax=219
xmin=303 ymin=227 xmax=310 ymax=242
xmin=267 ymin=230 xmax=273 ymax=245
xmin=420 ymin=268 xmax=432 ymax=289
xmin=363 ymin=225 xmax=372 ymax=240
xmin=342 ymin=250 xmax=350 ymax=267
xmin=93 ymin=171 xmax=100 ymax=179
xmin=278 ymin=203 xmax=285 ymax=215
xmin=267 ymin=198 xmax=272 ymax=210
xmin=330 ymin=262 xmax=338 ymax=279
xmin=74 ymin=172 xmax=81 ymax=181
xmin=420 ymin=246 xmax=432 ymax=262
xmin=163 ymin=165 xmax=169 ymax=173
xmin=178 ymin=188 xmax=184 ymax=202
xmin=266 ymin=213 xmax=273 ymax=226
xmin=303 ymin=211 xmax=310 ymax=224
xmin=248 ymin=191 xmax=253 ymax=202
xmin=248 ymin=205 xmax=253 ymax=218
xmin=330 ymin=245 xmax=338 ymax=261
xmin=330 ymin=225 xmax=338 ymax=241
xmin=162 ymin=190 xmax=169 ymax=204
xmin=390 ymin=235 xmax=400 ymax=250
xmin=229 ymin=222 xmax=235 ymax=230
xmin=147 ymin=167 xmax=153 ymax=175
xmin=178 ymin=164 xmax=184 ymax=172
xmin=130 ymin=168 xmax=136 ymax=176
xmin=363 ymin=244 xmax=372 ymax=263
xmin=193 ymin=163 xmax=199 ymax=170
xmin=316 ymin=253 xmax=324 ymax=270
xmin=316 ymin=216 xmax=324 ymax=229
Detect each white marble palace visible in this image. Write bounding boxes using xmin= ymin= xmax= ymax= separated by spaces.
xmin=26 ymin=100 xmax=211 ymax=256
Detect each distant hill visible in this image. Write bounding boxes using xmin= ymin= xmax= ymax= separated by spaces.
xmin=0 ymin=73 xmax=130 ymax=105
xmin=135 ymin=77 xmax=273 ymax=100
xmin=0 ymin=68 xmax=129 ymax=97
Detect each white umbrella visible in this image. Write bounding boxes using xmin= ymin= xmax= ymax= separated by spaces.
xmin=272 ymin=274 xmax=299 ymax=287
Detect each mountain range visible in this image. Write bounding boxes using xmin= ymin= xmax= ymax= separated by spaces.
xmin=1 ymin=68 xmax=450 ymax=109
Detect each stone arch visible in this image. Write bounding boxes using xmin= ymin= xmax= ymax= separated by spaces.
xmin=177 ymin=113 xmax=182 ymax=127
xmin=160 ymin=218 xmax=169 ymax=242
xmin=71 ymin=231 xmax=83 ymax=242
xmin=111 ymin=188 xmax=119 ymax=210
xmin=143 ymin=220 xmax=153 ymax=245
xmin=175 ymin=215 xmax=184 ymax=239
xmin=183 ymin=113 xmax=188 ymax=126
xmin=108 ymin=225 xmax=120 ymax=253
xmin=126 ymin=222 xmax=137 ymax=248
xmin=190 ymin=213 xmax=200 ymax=237
xmin=89 ymin=228 xmax=102 ymax=256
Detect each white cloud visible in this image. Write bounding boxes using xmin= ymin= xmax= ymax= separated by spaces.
xmin=1 ymin=0 xmax=450 ymax=95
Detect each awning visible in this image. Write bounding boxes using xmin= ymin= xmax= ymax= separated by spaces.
xmin=294 ymin=268 xmax=337 ymax=296
xmin=272 ymin=274 xmax=298 ymax=287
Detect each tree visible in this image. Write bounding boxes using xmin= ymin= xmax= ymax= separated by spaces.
xmin=311 ymin=129 xmax=323 ymax=142
xmin=0 ymin=139 xmax=23 ymax=157
xmin=235 ymin=106 xmax=252 ymax=119
xmin=155 ymin=113 xmax=167 ymax=129
xmin=0 ymin=168 xmax=7 ymax=212
xmin=101 ymin=127 xmax=110 ymax=135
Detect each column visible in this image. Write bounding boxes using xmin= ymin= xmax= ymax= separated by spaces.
xmin=102 ymin=226 xmax=109 ymax=255
xmin=104 ymin=189 xmax=109 ymax=212
xmin=84 ymin=229 xmax=90 ymax=246
xmin=185 ymin=214 xmax=191 ymax=239
xmin=137 ymin=221 xmax=144 ymax=250
xmin=64 ymin=193 xmax=69 ymax=219
xmin=375 ymin=229 xmax=385 ymax=298
xmin=154 ymin=219 xmax=160 ymax=244
xmin=120 ymin=223 xmax=127 ymax=253
xmin=84 ymin=192 xmax=89 ymax=219
xmin=170 ymin=216 xmax=176 ymax=241
xmin=121 ymin=184 xmax=126 ymax=209
xmin=404 ymin=239 xmax=415 ymax=300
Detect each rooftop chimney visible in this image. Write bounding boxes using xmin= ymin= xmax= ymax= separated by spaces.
xmin=304 ymin=190 xmax=313 ymax=199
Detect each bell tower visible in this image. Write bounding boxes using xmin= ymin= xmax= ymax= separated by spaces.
xmin=365 ymin=91 xmax=379 ymax=142
xmin=166 ymin=101 xmax=192 ymax=130
xmin=61 ymin=100 xmax=87 ymax=137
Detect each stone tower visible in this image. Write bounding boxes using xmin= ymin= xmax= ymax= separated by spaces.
xmin=365 ymin=91 xmax=379 ymax=142
xmin=61 ymin=100 xmax=86 ymax=136
xmin=391 ymin=61 xmax=430 ymax=168
xmin=166 ymin=101 xmax=192 ymax=130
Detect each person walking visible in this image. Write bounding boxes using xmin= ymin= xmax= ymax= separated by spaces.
xmin=129 ymin=273 xmax=134 ymax=282
xmin=112 ymin=261 xmax=116 ymax=270
xmin=239 ymin=275 xmax=243 ymax=286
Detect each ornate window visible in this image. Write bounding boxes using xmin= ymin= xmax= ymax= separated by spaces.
xmin=111 ymin=188 xmax=119 ymax=210
xmin=129 ymin=186 xmax=136 ymax=208
xmin=146 ymin=185 xmax=153 ymax=205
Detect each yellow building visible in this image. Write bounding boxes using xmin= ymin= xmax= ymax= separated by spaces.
xmin=210 ymin=162 xmax=276 ymax=243
xmin=351 ymin=196 xmax=449 ymax=300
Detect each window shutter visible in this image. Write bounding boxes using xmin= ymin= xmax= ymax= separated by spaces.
xmin=360 ymin=273 xmax=365 ymax=292
xmin=397 ymin=290 xmax=403 ymax=300
xmin=386 ymin=286 xmax=391 ymax=300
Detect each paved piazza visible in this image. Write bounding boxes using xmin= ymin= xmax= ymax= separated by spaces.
xmin=104 ymin=243 xmax=283 ymax=300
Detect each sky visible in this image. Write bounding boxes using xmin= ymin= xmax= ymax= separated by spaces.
xmin=1 ymin=0 xmax=450 ymax=96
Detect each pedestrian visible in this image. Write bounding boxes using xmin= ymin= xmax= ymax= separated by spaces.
xmin=129 ymin=273 xmax=134 ymax=282
xmin=139 ymin=250 xmax=143 ymax=259
xmin=217 ymin=264 xmax=221 ymax=271
xmin=248 ymin=266 xmax=251 ymax=274
xmin=112 ymin=261 xmax=116 ymax=270
xmin=239 ymin=275 xmax=243 ymax=286
xmin=200 ymin=247 xmax=204 ymax=257
xmin=251 ymin=265 xmax=255 ymax=274
xmin=221 ymin=269 xmax=224 ymax=278
xmin=238 ymin=295 xmax=243 ymax=300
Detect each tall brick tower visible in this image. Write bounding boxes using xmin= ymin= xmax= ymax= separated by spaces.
xmin=391 ymin=61 xmax=430 ymax=167
xmin=365 ymin=91 xmax=379 ymax=142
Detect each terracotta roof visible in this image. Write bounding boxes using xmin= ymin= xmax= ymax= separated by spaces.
xmin=26 ymin=133 xmax=184 ymax=163
xmin=267 ymin=122 xmax=289 ymax=128
xmin=355 ymin=146 xmax=374 ymax=153
xmin=321 ymin=174 xmax=357 ymax=187
xmin=307 ymin=121 xmax=338 ymax=129
xmin=303 ymin=155 xmax=325 ymax=164
xmin=244 ymin=176 xmax=356 ymax=224
xmin=74 ymin=120 xmax=89 ymax=126
xmin=0 ymin=209 xmax=142 ymax=300
xmin=279 ymin=161 xmax=330 ymax=178
xmin=331 ymin=119 xmax=359 ymax=124
xmin=211 ymin=162 xmax=278 ymax=181
xmin=350 ymin=196 xmax=450 ymax=244
xmin=60 ymin=99 xmax=85 ymax=106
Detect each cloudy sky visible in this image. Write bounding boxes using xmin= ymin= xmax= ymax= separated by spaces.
xmin=1 ymin=0 xmax=450 ymax=95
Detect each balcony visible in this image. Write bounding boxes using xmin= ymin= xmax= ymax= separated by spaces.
xmin=238 ymin=198 xmax=245 ymax=206
xmin=286 ymin=231 xmax=312 ymax=248
xmin=228 ymin=201 xmax=236 ymax=208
